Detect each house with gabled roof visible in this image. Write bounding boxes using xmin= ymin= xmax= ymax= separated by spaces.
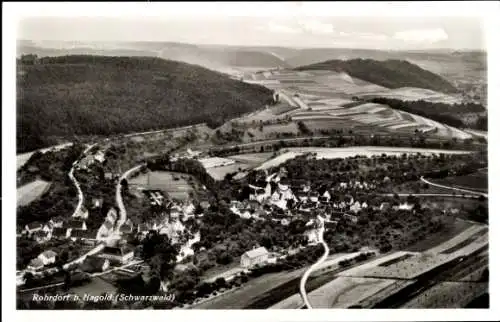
xmin=24 ymin=222 xmax=43 ymax=235
xmin=97 ymin=246 xmax=134 ymax=264
xmin=240 ymin=246 xmax=269 ymax=268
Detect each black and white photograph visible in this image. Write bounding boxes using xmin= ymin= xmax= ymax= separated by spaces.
xmin=3 ymin=2 xmax=499 ymax=321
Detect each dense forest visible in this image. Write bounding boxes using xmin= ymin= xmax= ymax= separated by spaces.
xmin=17 ymin=55 xmax=274 ymax=152
xmin=368 ymin=97 xmax=487 ymax=130
xmin=295 ymin=59 xmax=458 ymax=93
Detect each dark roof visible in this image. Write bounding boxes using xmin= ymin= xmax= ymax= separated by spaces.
xmin=69 ymin=220 xmax=86 ymax=229
xmin=101 ymin=246 xmax=133 ymax=257
xmin=26 ymin=222 xmax=43 ymax=230
xmin=33 ymin=230 xmax=48 ymax=238
xmin=71 ymin=229 xmax=94 ymax=239
xmin=52 ymin=228 xmax=68 ymax=237
xmin=81 ymin=256 xmax=108 ymax=272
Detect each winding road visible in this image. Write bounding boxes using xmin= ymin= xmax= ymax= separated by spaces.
xmin=69 ymin=144 xmax=97 ymax=218
xmin=299 ymin=215 xmax=329 ymax=309
xmin=115 ymin=164 xmax=145 ymax=231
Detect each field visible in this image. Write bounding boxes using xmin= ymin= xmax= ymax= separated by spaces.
xmin=242 ymin=69 xmax=473 ymax=140
xmin=205 ymin=162 xmax=252 ymax=181
xmin=254 ymin=146 xmax=472 ymax=170
xmin=190 ymin=268 xmax=307 ymax=309
xmin=425 ymin=225 xmax=488 ymax=254
xmin=403 ymin=281 xmax=488 ymax=308
xmin=129 ymin=171 xmax=196 ymax=200
xmin=433 ymin=171 xmax=488 ymax=192
xmin=226 ymin=152 xmax=274 ymax=165
xmin=17 ymin=180 xmax=52 ymax=206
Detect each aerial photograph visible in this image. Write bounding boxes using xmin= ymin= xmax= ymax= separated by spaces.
xmin=12 ymin=3 xmax=490 ymax=312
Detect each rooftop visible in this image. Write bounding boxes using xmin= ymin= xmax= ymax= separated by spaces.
xmin=243 ymin=246 xmax=269 ymax=259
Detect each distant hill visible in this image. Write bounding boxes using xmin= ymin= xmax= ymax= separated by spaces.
xmin=17 ymin=55 xmax=274 ymax=152
xmin=294 ymin=59 xmax=458 ymax=93
xmin=17 ymin=41 xmax=290 ymax=70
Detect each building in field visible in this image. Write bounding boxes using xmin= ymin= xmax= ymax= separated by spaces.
xmin=240 ymin=246 xmax=269 ymax=268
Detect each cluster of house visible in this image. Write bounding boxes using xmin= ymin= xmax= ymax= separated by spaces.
xmin=22 ymin=206 xmax=92 ymax=244
xmin=135 ymin=200 xmax=201 ymax=244
xmin=170 ymin=148 xmax=203 ymax=162
xmin=76 ymin=149 xmax=106 ymax=172
xmin=230 ymin=170 xmax=416 ymax=228
xmin=24 ymin=244 xmax=136 ymax=274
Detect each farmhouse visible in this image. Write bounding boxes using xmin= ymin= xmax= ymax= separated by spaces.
xmin=98 ymin=246 xmax=134 ymax=264
xmin=240 ymin=246 xmax=269 ymax=268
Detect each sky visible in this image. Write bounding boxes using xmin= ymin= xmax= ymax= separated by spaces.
xmin=14 ymin=2 xmax=490 ymax=50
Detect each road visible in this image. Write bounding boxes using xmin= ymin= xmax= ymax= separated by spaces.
xmin=420 ymin=177 xmax=488 ymax=198
xmin=299 ymin=215 xmax=329 ymax=309
xmin=379 ymin=193 xmax=482 ymax=199
xmin=116 ymin=164 xmax=145 ymax=231
xmin=69 ymin=144 xmax=97 ymax=218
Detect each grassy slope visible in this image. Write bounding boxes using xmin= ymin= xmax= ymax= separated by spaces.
xmin=17 ymin=55 xmax=274 ymax=152
xmin=294 ymin=59 xmax=458 ymax=94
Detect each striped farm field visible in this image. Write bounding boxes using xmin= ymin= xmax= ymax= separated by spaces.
xmin=403 ymin=281 xmax=488 ymax=308
xmin=425 ymin=225 xmax=487 ymax=255
xmin=345 ymin=253 xmax=455 ymax=280
xmin=307 ymin=276 xmax=396 ymax=308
